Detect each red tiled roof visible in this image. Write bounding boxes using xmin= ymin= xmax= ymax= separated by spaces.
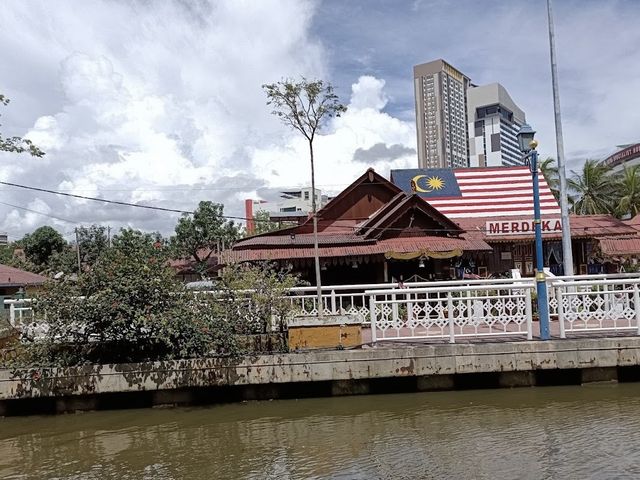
xmin=598 ymin=237 xmax=640 ymax=256
xmin=225 ymin=235 xmax=491 ymax=262
xmin=381 ymin=236 xmax=490 ymax=252
xmin=234 ymin=233 xmax=373 ymax=249
xmin=0 ymin=264 xmax=47 ymax=287
xmin=624 ymin=214 xmax=640 ymax=231
xmin=456 ymin=214 xmax=637 ymax=242
xmin=570 ymin=215 xmax=638 ymax=237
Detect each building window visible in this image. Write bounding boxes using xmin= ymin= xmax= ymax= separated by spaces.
xmin=304 ymin=191 xmax=309 ymax=200
xmin=491 ymin=133 xmax=501 ymax=152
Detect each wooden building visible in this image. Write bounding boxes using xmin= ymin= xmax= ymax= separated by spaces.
xmin=229 ymin=169 xmax=491 ymax=284
xmin=228 ymin=166 xmax=640 ymax=282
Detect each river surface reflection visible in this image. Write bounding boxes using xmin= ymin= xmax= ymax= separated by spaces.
xmin=2 ymin=384 xmax=640 ymax=479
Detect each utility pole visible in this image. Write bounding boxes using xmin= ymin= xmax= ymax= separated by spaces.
xmin=74 ymin=228 xmax=82 ymax=273
xmin=547 ymin=0 xmax=574 ymax=276
xmin=107 ymin=226 xmax=112 ymax=248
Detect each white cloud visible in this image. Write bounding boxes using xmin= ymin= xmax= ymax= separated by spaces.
xmin=0 ymin=0 xmax=328 ymax=237
xmin=349 ymin=76 xmax=389 ymax=111
xmin=3 ymin=0 xmax=635 ymax=240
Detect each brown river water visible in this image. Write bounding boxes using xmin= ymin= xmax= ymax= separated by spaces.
xmin=1 ymin=384 xmax=640 ymax=479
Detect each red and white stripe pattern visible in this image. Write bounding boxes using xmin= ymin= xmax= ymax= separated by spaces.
xmin=426 ymin=166 xmax=561 ymax=218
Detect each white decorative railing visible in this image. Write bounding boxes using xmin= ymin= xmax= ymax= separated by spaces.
xmin=552 ymin=277 xmax=640 ymax=337
xmin=5 ymin=299 xmax=34 ymax=327
xmin=6 ymin=273 xmax=640 ymax=342
xmin=366 ymin=283 xmax=534 ymax=343
xmin=283 ymin=277 xmax=534 ymax=320
xmin=3 ymin=298 xmax=49 ymax=339
xmin=546 ymin=273 xmax=640 ymax=318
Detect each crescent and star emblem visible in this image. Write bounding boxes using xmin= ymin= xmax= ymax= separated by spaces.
xmin=410 ymin=175 xmax=445 ymax=193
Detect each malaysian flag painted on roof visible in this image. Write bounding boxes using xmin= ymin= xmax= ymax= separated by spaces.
xmin=390 ymin=166 xmax=561 ymax=218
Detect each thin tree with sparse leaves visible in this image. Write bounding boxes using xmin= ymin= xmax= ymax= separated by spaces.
xmin=262 ymin=78 xmax=346 ymax=313
xmin=0 ymin=94 xmax=44 ymax=157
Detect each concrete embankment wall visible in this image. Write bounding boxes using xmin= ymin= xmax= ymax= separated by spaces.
xmin=2 ymin=337 xmax=640 ymax=416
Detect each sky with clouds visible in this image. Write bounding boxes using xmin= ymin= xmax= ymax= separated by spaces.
xmin=1 ymin=0 xmax=639 ymax=239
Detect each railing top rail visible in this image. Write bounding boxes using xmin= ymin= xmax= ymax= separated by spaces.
xmin=550 ymin=272 xmax=640 ymax=281
xmin=3 ymin=298 xmax=33 ymax=305
xmin=376 ymin=292 xmax=528 ymax=303
xmin=287 ymin=277 xmax=533 ymax=293
xmin=8 ymin=274 xmax=637 ymax=305
xmin=174 ymin=274 xmax=640 ymax=295
xmin=366 ymin=283 xmax=534 ymax=296
xmin=551 ymin=278 xmax=640 ymax=288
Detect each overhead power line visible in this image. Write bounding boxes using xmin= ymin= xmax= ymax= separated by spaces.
xmin=0 ymin=179 xmax=259 ymax=223
xmin=0 ymin=180 xmax=192 ymax=215
xmin=0 ymin=196 xmax=610 ymax=236
xmin=0 ymin=200 xmax=79 ymax=224
xmin=0 ymin=180 xmax=605 ymax=235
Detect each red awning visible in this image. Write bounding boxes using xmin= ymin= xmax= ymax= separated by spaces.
xmin=599 ymin=237 xmax=640 ymax=256
xmin=226 ymin=235 xmax=491 ymax=262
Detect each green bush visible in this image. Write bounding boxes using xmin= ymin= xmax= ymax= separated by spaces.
xmin=214 ymin=262 xmax=303 ymax=333
xmin=14 ymin=230 xmax=299 ymax=367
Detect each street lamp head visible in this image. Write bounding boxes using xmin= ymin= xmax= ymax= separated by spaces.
xmin=517 ymin=123 xmax=536 ymax=152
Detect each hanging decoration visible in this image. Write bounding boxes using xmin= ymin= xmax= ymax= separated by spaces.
xmin=385 ymin=249 xmax=463 ymax=260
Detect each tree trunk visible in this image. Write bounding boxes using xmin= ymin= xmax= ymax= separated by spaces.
xmin=309 ymin=140 xmax=323 ymax=316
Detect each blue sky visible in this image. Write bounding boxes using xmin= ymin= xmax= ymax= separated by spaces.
xmin=0 ymin=0 xmax=639 ymax=236
xmin=312 ymin=0 xmax=640 ymax=157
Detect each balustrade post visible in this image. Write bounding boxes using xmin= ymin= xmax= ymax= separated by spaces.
xmin=369 ymin=295 xmax=377 ymax=343
xmin=330 ymin=290 xmax=337 ymax=314
xmin=8 ymin=303 xmax=15 ymax=327
xmin=557 ymin=288 xmax=566 ymax=339
xmin=447 ymin=292 xmax=455 ymax=343
xmin=525 ymin=288 xmax=533 ymax=340
xmin=634 ymin=283 xmax=640 ymax=335
xmin=391 ymin=293 xmax=398 ymax=322
xmin=603 ymin=283 xmax=610 ymax=313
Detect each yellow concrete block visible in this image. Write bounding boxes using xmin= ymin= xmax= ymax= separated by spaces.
xmin=288 ymin=324 xmax=362 ymax=351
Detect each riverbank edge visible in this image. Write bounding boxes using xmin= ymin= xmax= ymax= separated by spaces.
xmin=2 ymin=336 xmax=640 ymax=416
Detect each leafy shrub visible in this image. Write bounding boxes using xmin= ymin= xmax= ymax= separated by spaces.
xmin=213 ymin=262 xmax=303 ymax=334
xmin=14 ymin=230 xmax=299 ymax=367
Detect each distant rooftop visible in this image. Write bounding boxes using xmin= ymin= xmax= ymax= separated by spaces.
xmin=0 ymin=264 xmax=47 ymax=287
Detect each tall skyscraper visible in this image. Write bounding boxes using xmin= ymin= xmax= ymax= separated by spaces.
xmin=467 ymin=83 xmax=526 ymax=167
xmin=413 ymin=59 xmax=471 ymax=169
